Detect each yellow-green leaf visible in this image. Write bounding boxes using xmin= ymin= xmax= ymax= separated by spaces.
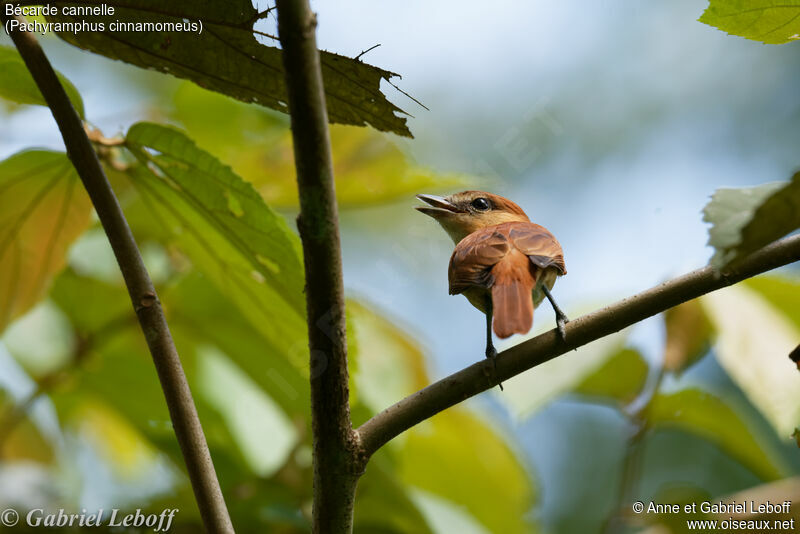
xmin=122 ymin=122 xmax=308 ymax=367
xmin=702 ymin=284 xmax=800 ymax=436
xmin=350 ymin=300 xmax=428 ymax=417
xmin=649 ymin=389 xmax=787 ymax=481
xmin=352 ymin=300 xmax=537 ymax=533
xmin=172 ymin=83 xmax=462 ymax=208
xmin=0 ymin=151 xmax=93 ymax=334
xmin=0 ymin=45 xmax=85 ymax=118
xmin=399 ymin=410 xmax=538 ymax=534
xmin=745 ymin=275 xmax=800 ymax=328
xmin=663 ymin=299 xmax=715 ymax=374
xmin=500 ymin=325 xmax=629 ymax=419
xmin=699 ymin=0 xmax=800 ymax=45
xmin=0 ymin=394 xmax=53 ymax=464
xmin=573 ymin=348 xmax=649 ymax=405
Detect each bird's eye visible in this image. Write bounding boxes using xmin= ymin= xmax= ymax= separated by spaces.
xmin=471 ymin=197 xmax=491 ymax=211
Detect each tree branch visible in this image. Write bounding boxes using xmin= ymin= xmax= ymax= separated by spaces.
xmin=357 ymin=234 xmax=800 ymax=457
xmin=1 ymin=12 xmax=234 ymax=533
xmin=276 ymin=1 xmax=358 ymax=532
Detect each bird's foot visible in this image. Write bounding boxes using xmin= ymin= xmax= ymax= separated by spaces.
xmin=484 ymin=345 xmax=503 ymax=391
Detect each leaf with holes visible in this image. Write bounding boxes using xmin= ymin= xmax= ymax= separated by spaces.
xmin=699 ymin=0 xmax=800 ymax=44
xmin=46 ymin=0 xmax=411 ymax=136
xmin=703 ymin=173 xmax=800 ymax=268
xmin=0 ymin=151 xmax=93 ymax=334
xmin=171 ymin=83 xmax=458 ymax=208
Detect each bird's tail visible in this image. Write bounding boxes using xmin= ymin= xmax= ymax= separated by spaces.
xmin=491 ymin=256 xmax=535 ymax=338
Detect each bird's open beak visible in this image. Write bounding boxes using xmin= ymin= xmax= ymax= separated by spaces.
xmin=415 ymin=194 xmax=461 ymax=218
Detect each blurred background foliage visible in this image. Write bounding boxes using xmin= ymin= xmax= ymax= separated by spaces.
xmin=1 ymin=1 xmax=800 ymax=533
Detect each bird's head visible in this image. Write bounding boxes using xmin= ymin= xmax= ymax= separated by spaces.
xmin=415 ymin=190 xmax=530 ymax=244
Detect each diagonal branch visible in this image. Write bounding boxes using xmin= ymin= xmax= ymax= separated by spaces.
xmin=1 ymin=11 xmax=233 ymax=533
xmin=276 ymin=1 xmax=358 ymax=533
xmin=357 ymin=233 xmax=800 ymax=458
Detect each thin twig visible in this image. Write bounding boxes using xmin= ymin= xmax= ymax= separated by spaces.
xmin=386 ymin=78 xmax=429 ymax=112
xmin=357 ymin=234 xmax=800 ymax=458
xmin=1 ymin=10 xmax=233 ymax=533
xmin=276 ymin=1 xmax=359 ymax=533
xmin=354 ymin=43 xmax=380 ymax=61
xmin=249 ymin=5 xmax=277 ymax=25
xmin=252 ymin=29 xmax=280 ymax=41
xmin=604 ymin=366 xmax=666 ymax=534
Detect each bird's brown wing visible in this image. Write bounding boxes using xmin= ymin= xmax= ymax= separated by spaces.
xmin=507 ymin=222 xmax=567 ymax=275
xmin=448 ymin=227 xmax=510 ymax=295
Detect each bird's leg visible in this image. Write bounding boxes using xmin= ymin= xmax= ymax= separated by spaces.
xmin=542 ymin=285 xmax=569 ymax=342
xmin=485 ymin=303 xmax=497 ymax=360
xmin=485 ymin=299 xmax=503 ymax=391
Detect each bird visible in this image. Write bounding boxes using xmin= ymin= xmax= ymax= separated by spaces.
xmin=415 ymin=191 xmax=568 ymax=381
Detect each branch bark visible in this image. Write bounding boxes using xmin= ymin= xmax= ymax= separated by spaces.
xmin=1 ymin=12 xmax=234 ymax=533
xmin=357 ymin=233 xmax=800 ymax=457
xmin=275 ymin=1 xmax=359 ymax=532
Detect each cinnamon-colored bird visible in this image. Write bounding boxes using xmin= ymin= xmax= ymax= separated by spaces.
xmin=416 ymin=191 xmax=569 ymax=367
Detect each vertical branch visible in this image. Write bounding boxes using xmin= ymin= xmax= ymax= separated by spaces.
xmin=275 ymin=0 xmax=359 ymax=532
xmin=1 ymin=12 xmax=234 ymax=533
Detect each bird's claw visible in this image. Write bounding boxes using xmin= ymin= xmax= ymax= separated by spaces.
xmin=484 ymin=345 xmax=503 ymax=391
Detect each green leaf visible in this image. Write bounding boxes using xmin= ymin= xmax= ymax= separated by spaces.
xmin=66 ymin=398 xmax=163 ymax=479
xmin=122 ymin=122 xmax=308 ymax=365
xmin=195 ymin=345 xmax=297 ymax=477
xmin=46 ymin=1 xmax=411 ymax=136
xmin=663 ymin=299 xmax=715 ymax=374
xmin=49 ymin=267 xmax=304 ymax=511
xmin=0 ymin=46 xmax=85 ymax=118
xmin=702 ymin=284 xmax=800 ymax=436
xmin=572 ymin=348 xmax=649 ymax=405
xmin=355 ymin=453 xmax=434 ymax=534
xmin=500 ymin=323 xmax=629 ymax=419
xmin=745 ymin=275 xmax=800 ymax=328
xmin=3 ymin=300 xmax=76 ymax=377
xmin=171 ymin=83 xmax=460 ymax=208
xmin=0 ymin=394 xmax=54 ymax=464
xmin=0 ymin=151 xmax=93 ymax=334
xmin=699 ymin=0 xmax=800 ymax=44
xmin=350 ymin=300 xmax=429 ymax=419
xmin=49 ymin=268 xmax=131 ymax=334
xmin=351 ymin=299 xmax=537 ymax=533
xmin=648 ymin=388 xmax=787 ymax=481
xmin=399 ymin=409 xmax=538 ymax=534
xmin=410 ymin=490 xmax=491 ymax=534
xmin=164 ymin=273 xmax=310 ymax=421
xmin=704 ymin=173 xmax=800 ymax=268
